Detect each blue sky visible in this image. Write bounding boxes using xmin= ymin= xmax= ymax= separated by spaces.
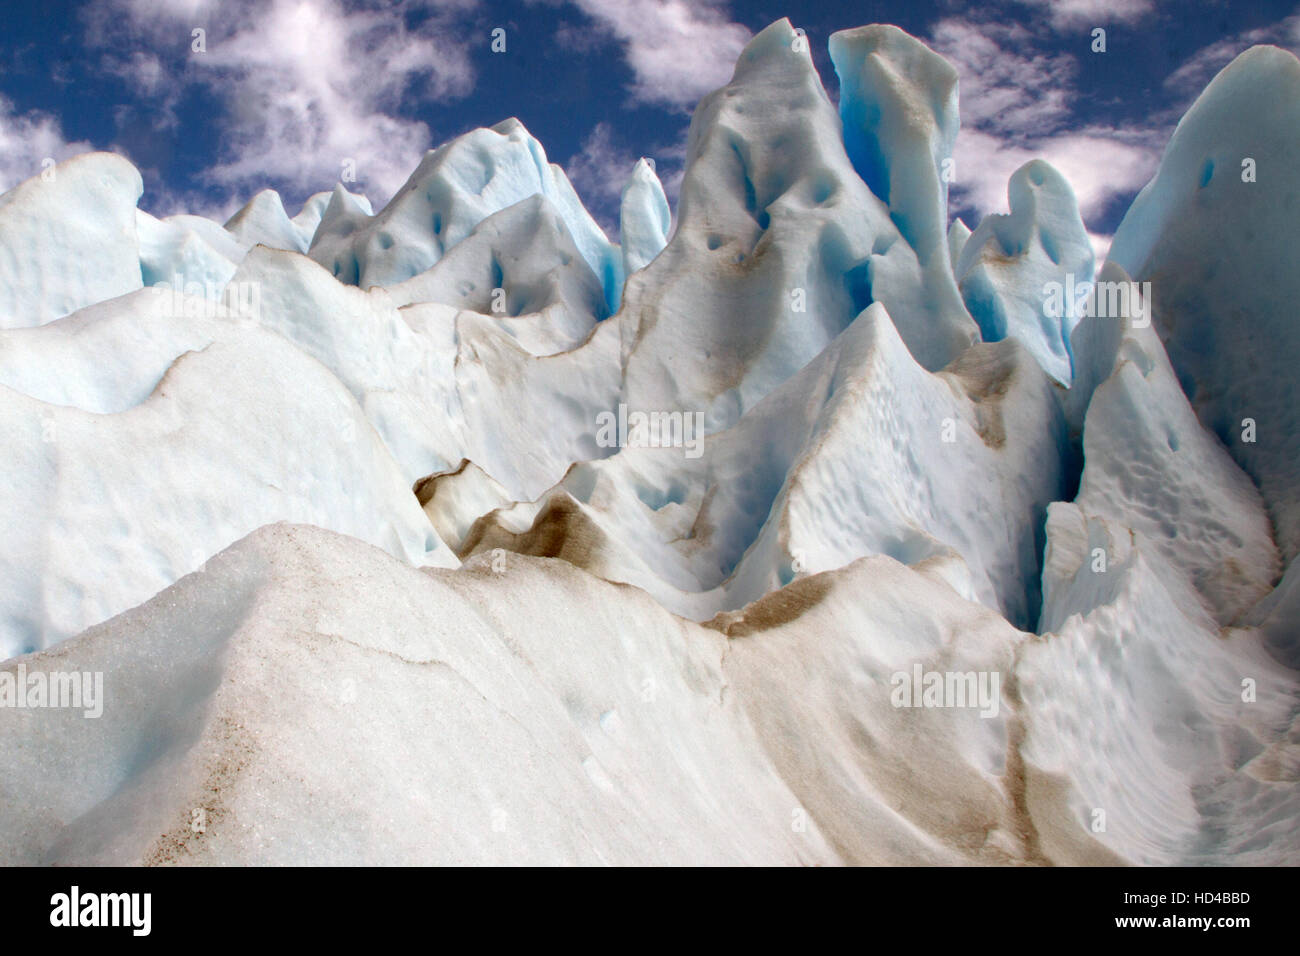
xmin=1 ymin=0 xmax=1298 ymax=254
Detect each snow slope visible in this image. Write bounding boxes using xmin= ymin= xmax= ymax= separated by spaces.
xmin=461 ymin=300 xmax=1067 ymax=628
xmin=0 ymin=524 xmax=1100 ymax=865
xmin=3 ymin=523 xmax=1291 ymax=865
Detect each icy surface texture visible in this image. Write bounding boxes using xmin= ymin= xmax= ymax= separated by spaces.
xmin=307 ymin=118 xmax=625 ymax=313
xmin=616 ymin=20 xmax=977 ymax=439
xmin=619 ymin=158 xmax=670 ymax=277
xmin=955 ymin=160 xmax=1094 ymax=386
xmin=0 ymin=153 xmax=143 ymax=328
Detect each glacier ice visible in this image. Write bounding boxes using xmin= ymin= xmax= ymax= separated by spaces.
xmin=1110 ymin=45 xmax=1300 ymax=566
xmin=947 ymin=216 xmax=971 ymax=271
xmin=0 ymin=20 xmax=1296 ymax=866
xmin=619 ymin=158 xmax=670 ymax=278
xmin=387 ymin=192 xmax=609 ymax=354
xmin=462 ymin=300 xmax=1067 ymax=628
xmin=616 ymin=19 xmax=981 ymax=444
xmin=224 ymin=189 xmax=316 ymax=254
xmin=830 ymin=27 xmax=966 ymax=320
xmin=955 ymin=159 xmax=1095 ymax=386
xmin=306 ymin=118 xmax=625 ymax=313
xmin=0 ymin=153 xmax=143 ymax=328
xmin=0 ymin=524 xmax=1071 ymax=864
xmin=0 ymin=296 xmax=453 ymax=657
xmin=1057 ymin=274 xmax=1279 ymax=626
xmin=136 ymin=208 xmax=240 ymax=295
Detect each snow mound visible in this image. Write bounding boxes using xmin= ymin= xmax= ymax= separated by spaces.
xmin=1030 ymin=506 xmax=1298 ymax=864
xmin=136 ymin=209 xmax=240 ymax=296
xmin=0 ymin=153 xmax=143 ymax=329
xmin=0 ymin=297 xmax=451 ymax=657
xmin=388 ymin=193 xmax=608 ymax=355
xmin=4 ymin=523 xmax=1292 ymax=865
xmin=0 ymin=524 xmax=1075 ymax=864
xmin=465 ymin=301 xmax=1066 ymax=628
xmin=1063 ymin=278 xmax=1279 ymax=625
xmin=224 ymin=189 xmax=315 ymax=253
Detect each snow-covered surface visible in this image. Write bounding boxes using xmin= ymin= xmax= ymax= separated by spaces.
xmin=0 ymin=153 xmax=143 ymax=328
xmin=462 ymin=301 xmax=1067 ymax=629
xmin=0 ymin=524 xmax=1148 ymax=864
xmin=0 ymin=21 xmax=1296 ymax=865
xmin=1030 ymin=506 xmax=1297 ymax=864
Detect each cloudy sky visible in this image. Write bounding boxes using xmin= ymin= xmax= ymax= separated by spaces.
xmin=2 ymin=0 xmax=1297 ymax=254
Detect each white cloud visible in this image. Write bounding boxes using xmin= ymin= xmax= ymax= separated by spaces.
xmin=1163 ymin=12 xmax=1300 ymax=106
xmin=87 ymin=0 xmax=479 ymax=208
xmin=1012 ymin=0 xmax=1156 ymax=30
xmin=566 ymin=122 xmax=633 ymax=233
xmin=562 ymin=0 xmax=750 ymax=109
xmin=929 ymin=18 xmax=1075 ymax=135
xmin=929 ymin=17 xmax=1163 ymax=259
xmin=0 ymin=98 xmax=95 ymax=194
xmin=195 ymin=0 xmax=471 ymax=203
xmin=952 ymin=127 xmax=1159 ymax=223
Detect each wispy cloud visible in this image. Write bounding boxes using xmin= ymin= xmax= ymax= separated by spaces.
xmin=0 ymin=98 xmax=94 ymax=193
xmin=929 ymin=16 xmax=1163 ymax=260
xmin=565 ymin=122 xmax=632 ymax=235
xmin=555 ymin=0 xmax=750 ymax=110
xmin=84 ymin=0 xmax=480 ymax=210
xmin=566 ymin=121 xmax=685 ymax=237
xmin=1010 ymin=0 xmax=1157 ymax=30
xmin=930 ymin=18 xmax=1075 ymax=135
xmin=1163 ymin=11 xmax=1300 ymax=107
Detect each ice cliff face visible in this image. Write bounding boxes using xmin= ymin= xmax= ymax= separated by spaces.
xmin=0 ymin=19 xmax=1296 ymax=866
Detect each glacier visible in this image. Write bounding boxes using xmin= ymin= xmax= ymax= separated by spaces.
xmin=0 ymin=19 xmax=1296 ymax=866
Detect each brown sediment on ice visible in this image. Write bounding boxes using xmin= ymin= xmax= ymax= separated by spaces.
xmin=702 ymin=571 xmax=834 ymax=637
xmin=937 ymin=339 xmax=1023 ymax=450
xmin=460 ymin=492 xmax=605 ymax=569
xmin=412 ymin=457 xmax=473 ymax=506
